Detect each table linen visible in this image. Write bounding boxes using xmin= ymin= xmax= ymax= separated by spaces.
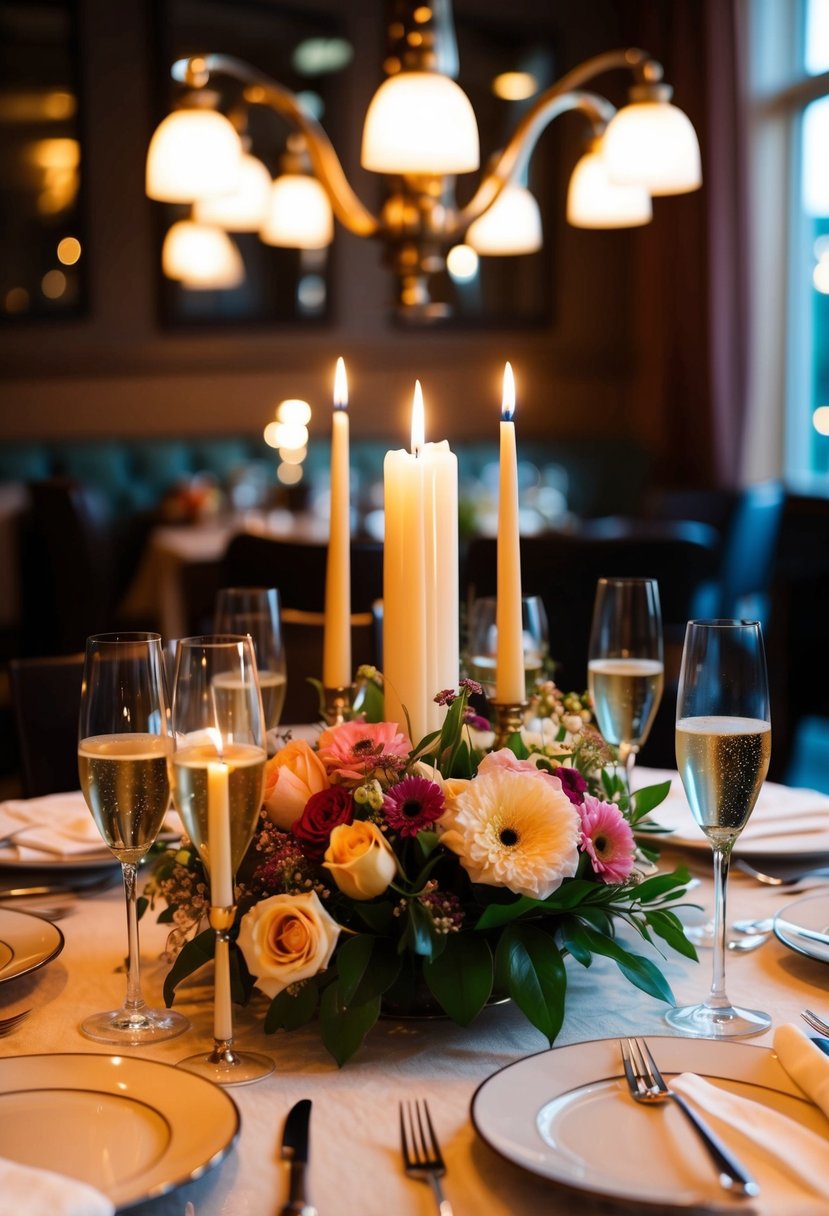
xmin=1 ymin=810 xmax=828 ymax=1214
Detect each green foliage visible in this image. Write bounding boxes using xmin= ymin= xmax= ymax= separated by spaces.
xmin=495 ymin=924 xmax=567 ymax=1043
xmin=423 ymin=933 xmax=493 ymax=1025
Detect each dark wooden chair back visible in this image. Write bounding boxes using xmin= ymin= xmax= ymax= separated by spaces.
xmin=10 ymin=653 xmax=85 ymax=796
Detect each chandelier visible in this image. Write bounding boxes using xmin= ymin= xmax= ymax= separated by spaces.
xmin=145 ymin=0 xmax=701 ymax=321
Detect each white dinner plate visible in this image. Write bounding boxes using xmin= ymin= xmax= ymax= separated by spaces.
xmin=0 ymin=907 xmax=64 ymax=984
xmin=634 ymin=768 xmax=829 ymax=860
xmin=0 ymin=826 xmax=182 ymax=873
xmin=0 ymin=1054 xmax=240 ymax=1210
xmin=774 ymin=892 xmax=829 ymax=964
xmin=471 ymin=1036 xmax=827 ymax=1210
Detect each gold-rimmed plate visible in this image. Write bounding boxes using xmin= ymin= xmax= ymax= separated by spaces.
xmin=0 ymin=1054 xmax=240 ymax=1210
xmin=0 ymin=907 xmax=64 ymax=984
xmin=471 ymin=1036 xmax=828 ymax=1210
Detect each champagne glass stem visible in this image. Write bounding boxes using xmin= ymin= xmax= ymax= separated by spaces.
xmin=213 ymin=925 xmax=235 ymax=1053
xmin=618 ymin=742 xmax=638 ymax=804
xmin=122 ymin=861 xmax=146 ymax=1018
xmin=708 ymin=844 xmax=733 ymax=1010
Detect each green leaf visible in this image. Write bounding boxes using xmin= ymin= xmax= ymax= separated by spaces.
xmin=423 ymin=933 xmax=493 ymax=1026
xmin=633 ymin=867 xmax=692 ymax=903
xmin=401 ymin=898 xmax=439 ymax=958
xmin=505 ymin=732 xmax=530 ymax=760
xmin=578 ymin=925 xmax=675 ymax=1004
xmin=646 ymin=909 xmax=699 ymax=961
xmin=336 ymin=934 xmax=402 ymax=1005
xmin=319 ymin=983 xmax=380 ymax=1067
xmin=631 ymin=780 xmax=673 ymax=821
xmin=352 ymin=900 xmax=395 ymax=934
xmin=136 ymin=895 xmax=149 ymax=921
xmin=475 ymin=895 xmax=540 ymax=930
xmin=163 ymin=928 xmax=215 ymax=1007
xmin=352 ymin=677 xmax=385 ymax=723
xmin=557 ymin=918 xmax=594 ymax=966
xmin=264 ymin=979 xmax=319 ymax=1032
xmin=156 ymin=905 xmax=177 ymax=924
xmin=416 ymin=830 xmax=440 ymax=860
xmin=494 ymin=923 xmax=566 ymax=1044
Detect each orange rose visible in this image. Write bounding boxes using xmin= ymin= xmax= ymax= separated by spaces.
xmin=323 ymin=821 xmax=397 ymax=900
xmin=263 ymin=739 xmax=330 ymax=830
xmin=237 ymin=891 xmax=340 ymax=999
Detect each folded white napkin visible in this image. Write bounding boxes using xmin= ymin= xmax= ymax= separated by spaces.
xmin=0 ymin=792 xmax=107 ymax=860
xmin=665 ymin=1024 xmax=829 ymax=1215
xmin=0 ymin=1157 xmax=114 ymax=1216
xmin=634 ymin=767 xmax=829 ymax=851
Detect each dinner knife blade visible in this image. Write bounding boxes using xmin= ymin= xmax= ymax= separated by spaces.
xmin=280 ymin=1098 xmax=316 ymax=1216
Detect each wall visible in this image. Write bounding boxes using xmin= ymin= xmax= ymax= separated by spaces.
xmin=0 ymin=0 xmax=698 ymax=461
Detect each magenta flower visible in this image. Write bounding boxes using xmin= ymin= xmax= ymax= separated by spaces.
xmin=317 ymin=720 xmax=411 ymax=787
xmin=578 ymin=795 xmax=635 ymax=883
xmin=383 ymin=776 xmax=445 ymax=837
xmin=557 ymin=767 xmax=588 ymax=806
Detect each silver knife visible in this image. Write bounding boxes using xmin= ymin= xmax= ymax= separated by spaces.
xmin=280 ymin=1099 xmax=317 ymax=1216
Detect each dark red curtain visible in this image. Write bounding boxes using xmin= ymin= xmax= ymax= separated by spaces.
xmin=622 ymin=0 xmax=748 ymax=488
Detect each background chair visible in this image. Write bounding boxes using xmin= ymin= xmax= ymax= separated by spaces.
xmin=463 ymin=527 xmax=720 ymax=768
xmin=221 ymin=534 xmax=384 ymax=723
xmin=10 ymin=653 xmax=84 ymax=796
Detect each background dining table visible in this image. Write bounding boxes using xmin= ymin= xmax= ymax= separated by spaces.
xmin=1 ymin=800 xmax=828 ymax=1215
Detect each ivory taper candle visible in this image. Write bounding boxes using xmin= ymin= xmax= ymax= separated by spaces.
xmin=496 ymin=362 xmax=525 ymax=704
xmin=323 ymin=356 xmax=352 ymax=688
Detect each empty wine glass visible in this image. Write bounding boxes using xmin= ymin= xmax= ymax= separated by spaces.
xmin=666 ymin=619 xmax=771 ymax=1038
xmin=214 ymin=586 xmax=287 ymax=743
xmin=466 ymin=594 xmax=548 ymax=699
xmin=588 ymin=578 xmax=664 ymax=797
xmin=77 ymin=631 xmax=188 ymax=1044
xmin=170 ymin=634 xmax=274 ymax=1084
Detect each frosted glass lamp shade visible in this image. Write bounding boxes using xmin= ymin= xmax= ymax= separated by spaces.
xmin=361 ymin=71 xmax=479 ymax=174
xmin=193 ymin=154 xmax=272 ymax=230
xmin=603 ymin=101 xmax=702 ymax=196
xmin=466 ymin=184 xmax=542 ymax=254
xmin=161 ymin=220 xmax=244 ymax=288
xmin=260 ymin=175 xmax=334 ymax=249
xmin=566 ymin=148 xmax=652 ymax=228
xmin=146 ymin=109 xmax=244 ymax=202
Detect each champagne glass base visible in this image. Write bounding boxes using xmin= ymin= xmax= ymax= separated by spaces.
xmin=81 ymin=1006 xmax=189 ymax=1045
xmin=177 ymin=1048 xmax=275 ymax=1086
xmin=665 ymin=1001 xmax=771 ymax=1039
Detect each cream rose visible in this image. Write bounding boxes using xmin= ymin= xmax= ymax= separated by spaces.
xmin=237 ymin=891 xmax=340 ymax=1000
xmin=323 ymin=821 xmax=397 ymax=900
xmin=263 ymin=739 xmax=330 ymax=830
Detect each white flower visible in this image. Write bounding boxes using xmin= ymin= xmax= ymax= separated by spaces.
xmin=438 ymin=766 xmax=580 ymax=900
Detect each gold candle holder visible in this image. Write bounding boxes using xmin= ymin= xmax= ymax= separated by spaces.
xmin=491 ymin=700 xmax=529 ymax=749
xmin=323 ymin=685 xmax=354 ymax=726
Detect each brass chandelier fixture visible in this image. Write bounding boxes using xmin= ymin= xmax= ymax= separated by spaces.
xmin=146 ymin=0 xmax=701 ymax=321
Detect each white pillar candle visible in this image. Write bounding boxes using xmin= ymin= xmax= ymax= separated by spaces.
xmin=207 ymin=758 xmax=233 ymax=907
xmin=496 ymin=362 xmax=525 ymax=704
xmin=421 ymin=438 xmax=459 ymax=731
xmin=383 ymin=383 xmax=428 ymax=741
xmin=323 ymin=356 xmax=352 ymax=688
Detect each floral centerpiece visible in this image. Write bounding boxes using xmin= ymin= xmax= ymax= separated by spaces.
xmin=145 ymin=673 xmax=694 ymax=1065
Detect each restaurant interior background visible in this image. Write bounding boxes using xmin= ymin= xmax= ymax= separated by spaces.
xmin=0 ymin=0 xmax=827 ymax=793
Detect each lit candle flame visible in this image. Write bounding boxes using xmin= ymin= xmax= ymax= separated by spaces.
xmin=411 ymin=380 xmax=425 ymax=456
xmin=501 ymin=361 xmax=515 ymax=421
xmin=205 ymin=726 xmax=224 ymax=758
xmin=334 ymin=355 xmax=348 ymax=410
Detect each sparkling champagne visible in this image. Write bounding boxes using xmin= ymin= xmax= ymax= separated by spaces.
xmin=170 ymin=743 xmax=266 ymax=875
xmin=211 ymin=670 xmax=285 ymax=732
xmin=466 ymin=654 xmax=544 ymax=700
xmin=78 ymin=733 xmax=173 ymax=863
xmin=676 ymin=715 xmax=771 ymax=845
xmin=588 ymin=658 xmax=664 ymax=746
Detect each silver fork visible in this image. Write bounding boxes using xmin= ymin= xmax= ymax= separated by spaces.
xmin=801 ymin=1009 xmax=829 ymax=1035
xmin=620 ymin=1038 xmax=760 ymax=1198
xmin=399 ymin=1100 xmax=453 ymax=1216
xmin=0 ymin=1009 xmax=32 ymax=1037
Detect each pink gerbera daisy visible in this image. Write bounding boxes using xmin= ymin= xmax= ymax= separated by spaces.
xmin=316 ymin=720 xmax=411 ymax=787
xmin=578 ymin=794 xmax=635 ymax=883
xmin=383 ymin=776 xmax=445 ymax=837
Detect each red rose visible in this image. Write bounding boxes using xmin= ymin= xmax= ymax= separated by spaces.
xmin=293 ymin=787 xmax=355 ymax=861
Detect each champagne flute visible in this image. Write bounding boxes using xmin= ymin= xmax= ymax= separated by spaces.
xmin=466 ymin=594 xmax=549 ymax=699
xmin=77 ymin=631 xmax=188 ymax=1043
xmin=170 ymin=634 xmax=274 ymax=1084
xmin=214 ymin=586 xmax=287 ymax=744
xmin=666 ymin=619 xmax=771 ymax=1038
xmin=588 ymin=578 xmax=664 ymax=796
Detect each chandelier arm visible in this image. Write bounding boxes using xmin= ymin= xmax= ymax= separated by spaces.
xmin=454 ymin=90 xmax=615 ymax=235
xmin=176 ymin=54 xmax=381 ymax=238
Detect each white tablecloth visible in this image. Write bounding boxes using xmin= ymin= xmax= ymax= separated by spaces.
xmin=1 ymin=825 xmax=827 ymax=1214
